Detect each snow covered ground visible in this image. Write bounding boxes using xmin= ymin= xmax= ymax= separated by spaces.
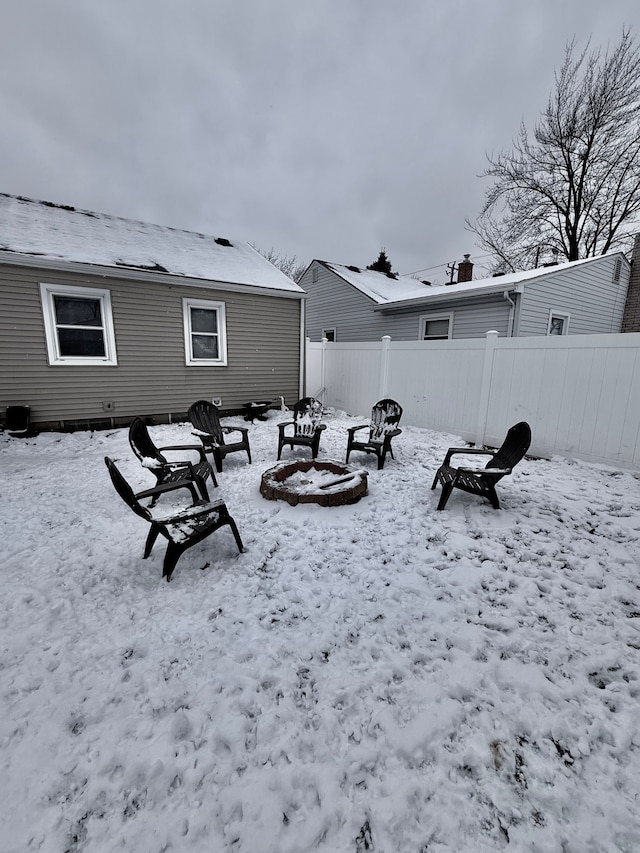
xmin=2 ymin=409 xmax=640 ymax=853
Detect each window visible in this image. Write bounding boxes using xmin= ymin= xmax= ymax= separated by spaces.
xmin=183 ymin=298 xmax=227 ymax=365
xmin=547 ymin=311 xmax=570 ymax=336
xmin=39 ymin=283 xmax=118 ymax=366
xmin=322 ymin=328 xmax=336 ymax=342
xmin=420 ymin=312 xmax=453 ymax=340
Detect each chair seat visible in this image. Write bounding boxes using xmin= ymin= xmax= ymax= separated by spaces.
xmin=153 ymin=499 xmax=228 ymax=543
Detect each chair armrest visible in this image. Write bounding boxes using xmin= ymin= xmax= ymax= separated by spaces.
xmin=159 ymin=443 xmax=208 ymax=463
xmin=135 ymin=480 xmax=198 ymax=501
xmin=348 ymin=424 xmax=368 ymax=437
xmin=457 ymin=466 xmax=511 ymax=477
xmin=223 ymin=426 xmax=249 ymax=439
xmin=318 ymin=424 xmax=327 ymax=432
xmin=443 ymin=446 xmax=493 ymax=465
xmin=278 ymin=421 xmax=294 ymax=434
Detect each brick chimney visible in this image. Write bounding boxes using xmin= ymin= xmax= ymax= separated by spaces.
xmin=621 ymin=233 xmax=640 ymax=333
xmin=457 ymin=254 xmax=473 ymax=283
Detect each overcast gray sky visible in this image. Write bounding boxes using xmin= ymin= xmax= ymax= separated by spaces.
xmin=1 ymin=1 xmax=637 ymax=281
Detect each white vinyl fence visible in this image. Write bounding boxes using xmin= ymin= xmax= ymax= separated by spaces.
xmin=306 ymin=332 xmax=640 ymax=470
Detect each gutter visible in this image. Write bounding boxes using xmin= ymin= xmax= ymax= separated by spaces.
xmin=504 ymin=290 xmax=517 ymax=337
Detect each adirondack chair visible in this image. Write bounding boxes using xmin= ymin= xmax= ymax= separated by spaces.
xmin=128 ymin=417 xmax=216 ymax=506
xmin=104 ymin=456 xmax=243 ymax=581
xmin=277 ymin=397 xmax=327 ymax=460
xmin=188 ymin=400 xmax=252 ymax=473
xmin=431 ymin=421 xmax=532 ymax=510
xmin=345 ymin=399 xmax=403 ymax=470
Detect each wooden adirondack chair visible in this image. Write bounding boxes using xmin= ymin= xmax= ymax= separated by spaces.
xmin=277 ymin=397 xmax=327 ymax=460
xmin=104 ymin=456 xmax=243 ymax=581
xmin=188 ymin=400 xmax=252 ymax=473
xmin=345 ymin=399 xmax=403 ymax=470
xmin=431 ymin=421 xmax=531 ymax=510
xmin=128 ymin=417 xmax=216 ymax=505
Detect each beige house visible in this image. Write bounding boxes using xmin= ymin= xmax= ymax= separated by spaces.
xmin=0 ymin=194 xmax=305 ymax=430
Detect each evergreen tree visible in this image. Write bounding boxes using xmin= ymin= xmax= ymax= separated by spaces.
xmin=367 ymin=248 xmax=394 ymax=275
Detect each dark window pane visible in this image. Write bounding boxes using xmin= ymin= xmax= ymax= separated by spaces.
xmin=424 ymin=319 xmax=449 ymax=338
xmin=54 ymin=295 xmax=102 ymax=326
xmin=191 ymin=308 xmax=218 ymax=333
xmin=58 ymin=328 xmax=106 ymax=357
xmin=192 ymin=334 xmax=219 ymax=360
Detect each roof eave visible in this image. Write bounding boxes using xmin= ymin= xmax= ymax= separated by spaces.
xmin=374 ymin=282 xmax=524 ymax=312
xmin=0 ymin=251 xmax=306 ymax=299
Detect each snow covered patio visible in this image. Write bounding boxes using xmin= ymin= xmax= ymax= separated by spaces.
xmin=2 ymin=410 xmax=640 ymax=852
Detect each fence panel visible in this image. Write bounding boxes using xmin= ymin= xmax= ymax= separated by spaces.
xmin=385 ymin=340 xmax=485 ymax=440
xmin=306 ymin=333 xmax=640 ymax=469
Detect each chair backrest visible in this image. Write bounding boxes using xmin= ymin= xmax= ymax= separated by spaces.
xmin=188 ymin=400 xmax=223 ymax=443
xmin=488 ymin=422 xmax=532 ymax=471
xmin=104 ymin=457 xmax=152 ymax=521
xmin=293 ymin=397 xmax=323 ymax=437
xmin=370 ymin=399 xmax=403 ymax=442
xmin=129 ymin=417 xmax=166 ymax=467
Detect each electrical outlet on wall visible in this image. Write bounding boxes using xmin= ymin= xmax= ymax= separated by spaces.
xmin=212 ymin=397 xmax=222 ymax=407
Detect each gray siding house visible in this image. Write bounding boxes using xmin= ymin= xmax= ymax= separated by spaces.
xmin=302 ymin=253 xmax=632 ymax=342
xmin=0 ymin=194 xmax=305 ymax=430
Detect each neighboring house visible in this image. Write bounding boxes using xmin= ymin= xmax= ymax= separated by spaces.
xmin=0 ymin=194 xmax=305 ymax=430
xmin=301 ymin=251 xmax=632 ymax=342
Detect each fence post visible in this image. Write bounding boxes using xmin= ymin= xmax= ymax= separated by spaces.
xmin=379 ymin=335 xmax=391 ymax=400
xmin=475 ymin=330 xmax=499 ymax=446
xmin=320 ymin=337 xmax=328 ymax=405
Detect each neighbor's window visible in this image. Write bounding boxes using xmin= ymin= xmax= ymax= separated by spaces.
xmin=39 ymin=283 xmax=118 ymax=366
xmin=322 ymin=328 xmax=336 ymax=342
xmin=547 ymin=311 xmax=570 ymax=336
xmin=420 ymin=312 xmax=453 ymax=340
xmin=182 ymin=298 xmax=227 ymax=366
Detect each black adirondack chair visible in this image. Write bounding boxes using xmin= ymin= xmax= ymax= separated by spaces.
xmin=345 ymin=399 xmax=403 ymax=470
xmin=431 ymin=421 xmax=532 ymax=510
xmin=277 ymin=397 xmax=327 ymax=460
xmin=129 ymin=417 xmax=216 ymax=505
xmin=104 ymin=456 xmax=243 ymax=581
xmin=188 ymin=400 xmax=252 ymax=473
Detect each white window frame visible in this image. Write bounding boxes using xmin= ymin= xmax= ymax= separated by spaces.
xmin=39 ymin=282 xmax=118 ymax=366
xmin=182 ymin=297 xmax=227 ymax=366
xmin=322 ymin=327 xmax=336 ymax=342
xmin=547 ymin=311 xmax=570 ymax=336
xmin=419 ymin=311 xmax=453 ymax=340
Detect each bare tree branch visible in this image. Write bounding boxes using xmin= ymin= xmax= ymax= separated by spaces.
xmin=467 ymin=28 xmax=640 ymax=271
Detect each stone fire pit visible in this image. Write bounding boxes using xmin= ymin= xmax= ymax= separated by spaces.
xmin=260 ymin=460 xmax=368 ymax=507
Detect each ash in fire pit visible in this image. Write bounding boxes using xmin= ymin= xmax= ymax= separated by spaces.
xmin=260 ymin=460 xmax=368 ymax=507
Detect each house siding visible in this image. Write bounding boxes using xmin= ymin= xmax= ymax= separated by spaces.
xmin=379 ymin=293 xmax=511 ymax=339
xmin=517 ymin=255 xmax=630 ymax=335
xmin=302 ymin=262 xmax=391 ymax=342
xmin=302 ymin=262 xmax=511 ymax=340
xmin=0 ymin=264 xmax=302 ymax=427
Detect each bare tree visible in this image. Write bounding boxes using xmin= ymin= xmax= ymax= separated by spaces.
xmin=252 ymin=244 xmax=307 ymax=283
xmin=467 ymin=28 xmax=640 ymax=272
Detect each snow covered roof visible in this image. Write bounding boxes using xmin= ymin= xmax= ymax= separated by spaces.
xmin=320 ymin=254 xmax=626 ymax=310
xmin=0 ymin=194 xmax=304 ymax=294
xmin=321 ymin=261 xmax=433 ymax=303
